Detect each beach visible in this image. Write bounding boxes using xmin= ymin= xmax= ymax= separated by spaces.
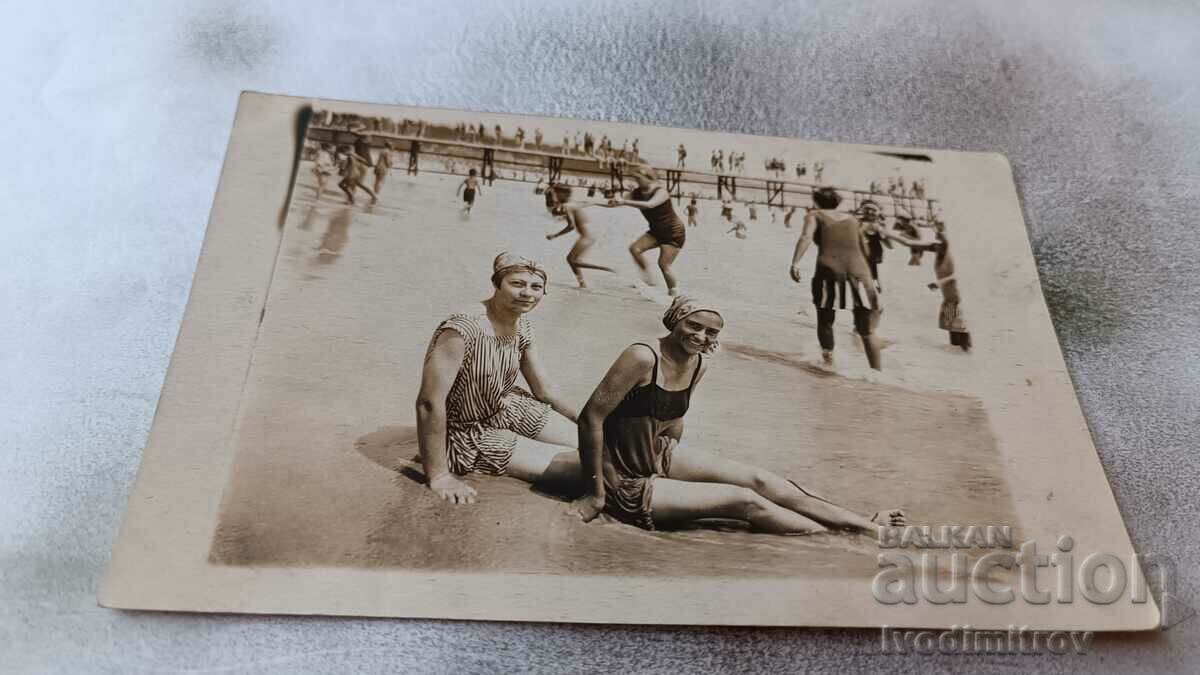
xmin=209 ymin=166 xmax=1017 ymax=579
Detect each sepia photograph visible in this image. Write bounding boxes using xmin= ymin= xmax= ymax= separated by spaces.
xmin=209 ymin=106 xmax=1012 ymax=579
xmin=12 ymin=2 xmax=1200 ymax=670
xmin=102 ymin=94 xmax=1155 ymax=630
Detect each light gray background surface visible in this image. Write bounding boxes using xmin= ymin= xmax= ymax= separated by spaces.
xmin=2 ymin=1 xmax=1197 ymax=672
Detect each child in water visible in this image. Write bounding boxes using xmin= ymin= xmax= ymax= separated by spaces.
xmin=457 ymin=169 xmax=482 ymax=215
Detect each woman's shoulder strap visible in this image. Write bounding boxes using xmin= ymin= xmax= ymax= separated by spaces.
xmin=629 ymin=342 xmax=659 ymax=382
xmin=688 ymin=354 xmax=704 ymax=389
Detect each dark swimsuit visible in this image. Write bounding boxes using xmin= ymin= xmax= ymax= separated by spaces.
xmin=602 ymin=343 xmax=702 ymax=529
xmin=632 ymin=187 xmax=686 ymax=249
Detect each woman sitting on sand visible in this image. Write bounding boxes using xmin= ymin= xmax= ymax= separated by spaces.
xmin=415 ymin=253 xmax=586 ymax=504
xmin=570 ymin=296 xmax=906 ymax=535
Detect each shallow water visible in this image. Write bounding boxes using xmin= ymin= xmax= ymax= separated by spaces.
xmin=210 ymin=170 xmax=1017 ymax=579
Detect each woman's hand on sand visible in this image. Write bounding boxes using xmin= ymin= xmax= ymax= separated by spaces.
xmin=429 ymin=473 xmax=477 ymax=504
xmin=570 ymin=494 xmax=605 ymax=522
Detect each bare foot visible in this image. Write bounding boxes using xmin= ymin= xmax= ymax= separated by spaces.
xmin=871 ymin=509 xmax=906 ymax=527
xmin=822 ymin=350 xmax=834 ymax=367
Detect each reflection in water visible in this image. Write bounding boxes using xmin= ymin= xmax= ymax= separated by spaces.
xmin=298 ymin=205 xmax=318 ymax=231
xmin=317 ymin=207 xmax=353 ymax=263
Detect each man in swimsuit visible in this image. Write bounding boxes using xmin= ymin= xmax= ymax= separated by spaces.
xmin=925 ymin=222 xmax=971 ymax=351
xmin=720 ymin=196 xmax=734 ymax=224
xmin=457 ymin=169 xmax=482 ymax=215
xmin=311 ymin=143 xmax=337 ymax=202
xmin=352 ymin=130 xmax=373 ymax=168
xmin=337 ymin=142 xmax=378 ymax=206
xmin=858 ymin=199 xmax=891 ymax=290
xmin=677 ymin=143 xmax=686 ymax=168
xmin=373 ymin=142 xmax=394 ymax=197
xmin=790 ymin=187 xmax=884 ymax=370
xmin=543 ymin=183 xmax=615 ymax=288
xmin=685 ymin=196 xmax=699 ymax=227
xmin=417 ymin=254 xmax=583 ymax=504
xmin=570 ymin=296 xmax=906 ymax=534
xmin=606 ymin=165 xmax=687 ymax=297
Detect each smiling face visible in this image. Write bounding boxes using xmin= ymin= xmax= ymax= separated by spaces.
xmin=492 ymin=270 xmax=546 ymax=314
xmin=671 ymin=311 xmax=724 ymax=355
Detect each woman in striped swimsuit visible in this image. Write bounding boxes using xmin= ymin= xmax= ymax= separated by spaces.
xmin=415 ymin=253 xmax=583 ymax=504
xmin=570 ymin=296 xmax=906 ymax=535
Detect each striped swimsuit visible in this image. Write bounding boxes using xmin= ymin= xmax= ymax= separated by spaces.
xmin=426 ymin=313 xmax=552 ymax=475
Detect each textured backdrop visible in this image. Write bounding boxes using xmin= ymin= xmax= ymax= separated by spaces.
xmin=2 ymin=1 xmax=1198 ymax=672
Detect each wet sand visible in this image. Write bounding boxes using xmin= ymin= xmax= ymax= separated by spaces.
xmin=210 ymin=168 xmax=1017 ymax=578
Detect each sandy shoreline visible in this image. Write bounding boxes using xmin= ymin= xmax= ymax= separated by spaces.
xmin=209 ymin=169 xmax=1018 ymax=578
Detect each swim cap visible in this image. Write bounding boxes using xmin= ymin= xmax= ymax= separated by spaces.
xmin=491 ymin=252 xmax=548 ymax=287
xmin=662 ymin=295 xmax=723 ymax=330
xmin=662 ymin=295 xmax=723 ymax=354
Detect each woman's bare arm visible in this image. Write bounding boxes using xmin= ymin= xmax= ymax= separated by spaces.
xmin=571 ymin=345 xmax=656 ymax=519
xmin=616 ymin=187 xmax=670 ymax=210
xmin=415 ymin=331 xmax=476 ymax=504
xmin=520 ymin=342 xmax=578 ymax=422
xmin=789 ymin=212 xmax=818 ymax=281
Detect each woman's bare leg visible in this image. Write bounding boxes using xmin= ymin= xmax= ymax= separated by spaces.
xmin=505 ymin=411 xmax=581 ymax=492
xmin=650 ymin=478 xmax=825 ymax=534
xmin=628 ymin=233 xmax=660 ymax=286
xmin=567 ymin=237 xmax=615 ymax=272
xmin=356 ymin=179 xmax=378 ymax=204
xmin=657 ymin=244 xmax=681 ymax=295
xmin=506 ymin=433 xmax=581 ymax=494
xmin=566 ymin=237 xmax=614 ymax=287
xmin=668 ymin=448 xmax=904 ymax=534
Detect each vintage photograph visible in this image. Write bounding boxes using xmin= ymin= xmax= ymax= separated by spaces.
xmin=101 ymin=94 xmax=1155 ymax=629
xmin=207 ymin=106 xmax=1015 ymax=580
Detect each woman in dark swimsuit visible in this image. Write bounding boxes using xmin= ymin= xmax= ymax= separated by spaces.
xmin=606 ymin=165 xmax=686 ymax=296
xmin=570 ymin=296 xmax=906 ymax=534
